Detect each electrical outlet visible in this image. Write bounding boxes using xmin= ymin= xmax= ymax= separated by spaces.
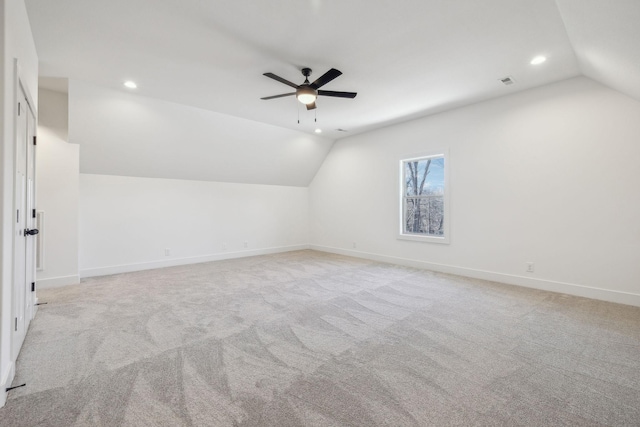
xmin=526 ymin=262 xmax=535 ymax=273
xmin=353 ymin=242 xmax=357 ymax=249
xmin=244 ymin=241 xmax=248 ymax=248
xmin=165 ymin=248 xmax=171 ymax=256
xmin=222 ymin=242 xmax=227 ymax=251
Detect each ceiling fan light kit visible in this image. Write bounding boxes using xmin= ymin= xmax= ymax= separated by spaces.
xmin=261 ymin=67 xmax=357 ymax=111
xmin=296 ymin=87 xmax=317 ymax=105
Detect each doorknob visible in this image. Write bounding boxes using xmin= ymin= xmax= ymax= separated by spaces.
xmin=24 ymin=228 xmax=39 ymax=236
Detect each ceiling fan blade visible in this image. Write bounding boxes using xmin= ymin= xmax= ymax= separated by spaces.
xmin=263 ymin=72 xmax=299 ymax=89
xmin=306 ymin=102 xmax=316 ymax=111
xmin=310 ymin=68 xmax=342 ymax=89
xmin=261 ymin=93 xmax=295 ymax=100
xmin=317 ymin=90 xmax=357 ymax=99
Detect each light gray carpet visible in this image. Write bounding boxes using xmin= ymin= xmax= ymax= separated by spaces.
xmin=2 ymin=250 xmax=639 ymax=426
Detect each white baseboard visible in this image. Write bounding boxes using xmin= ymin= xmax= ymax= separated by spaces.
xmin=37 ymin=275 xmax=80 ymax=289
xmin=310 ymin=245 xmax=640 ymax=308
xmin=0 ymin=361 xmax=15 ymax=408
xmin=80 ymin=244 xmax=310 ymax=278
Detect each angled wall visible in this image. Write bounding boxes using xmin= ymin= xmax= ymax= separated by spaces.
xmin=310 ymin=77 xmax=640 ymax=306
xmin=556 ymin=0 xmax=640 ymax=102
xmin=69 ymin=80 xmax=334 ymax=187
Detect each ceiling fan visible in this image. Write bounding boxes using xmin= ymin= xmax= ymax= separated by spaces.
xmin=261 ymin=68 xmax=357 ymax=110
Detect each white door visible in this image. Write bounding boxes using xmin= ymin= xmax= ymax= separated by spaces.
xmin=12 ymin=84 xmax=37 ymax=360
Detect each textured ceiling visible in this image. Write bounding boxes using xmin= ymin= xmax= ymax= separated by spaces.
xmin=24 ymin=0 xmax=624 ymax=140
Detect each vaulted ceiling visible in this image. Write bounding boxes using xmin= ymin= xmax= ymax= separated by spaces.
xmin=25 ymin=0 xmax=640 ymax=141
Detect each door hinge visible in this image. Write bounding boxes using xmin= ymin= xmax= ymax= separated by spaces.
xmin=18 ymin=102 xmax=21 ymax=116
xmin=33 ymin=136 xmax=37 ymax=146
xmin=14 ymin=317 xmax=18 ymax=331
xmin=31 ymin=282 xmax=36 ymax=292
xmin=32 ymin=209 xmax=36 ymax=218
xmin=17 ymin=209 xmax=19 ymax=223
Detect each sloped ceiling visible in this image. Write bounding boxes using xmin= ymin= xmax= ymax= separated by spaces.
xmin=27 ymin=0 xmax=585 ymax=139
xmin=68 ymin=80 xmax=333 ymax=186
xmin=555 ymin=0 xmax=640 ymax=102
xmin=25 ymin=0 xmax=640 ymax=185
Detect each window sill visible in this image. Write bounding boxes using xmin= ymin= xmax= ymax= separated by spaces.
xmin=397 ymin=233 xmax=450 ymax=244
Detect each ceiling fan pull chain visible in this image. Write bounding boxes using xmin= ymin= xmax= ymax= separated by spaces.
xmin=297 ymin=101 xmax=300 ymax=124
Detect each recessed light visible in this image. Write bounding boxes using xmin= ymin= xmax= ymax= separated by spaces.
xmin=530 ymin=56 xmax=547 ymax=65
xmin=315 ymin=129 xmax=322 ymax=134
xmin=124 ymin=81 xmax=137 ymax=89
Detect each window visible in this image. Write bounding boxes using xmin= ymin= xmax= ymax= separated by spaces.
xmin=399 ymin=151 xmax=449 ymax=243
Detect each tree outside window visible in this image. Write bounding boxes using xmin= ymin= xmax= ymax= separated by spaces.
xmin=400 ymin=153 xmax=449 ymax=243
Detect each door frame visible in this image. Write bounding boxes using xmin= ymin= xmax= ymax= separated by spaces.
xmin=9 ymin=59 xmax=38 ymax=365
xmin=1 ymin=56 xmax=39 ymax=410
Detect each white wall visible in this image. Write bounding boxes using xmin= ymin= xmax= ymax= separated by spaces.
xmin=70 ymin=80 xmax=320 ymax=278
xmin=80 ymin=174 xmax=309 ymax=277
xmin=0 ymin=0 xmax=38 ymax=407
xmin=36 ymin=88 xmax=80 ymax=288
xmin=310 ymin=77 xmax=640 ymax=306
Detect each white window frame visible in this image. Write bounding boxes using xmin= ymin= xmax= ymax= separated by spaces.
xmin=398 ymin=149 xmax=450 ymax=244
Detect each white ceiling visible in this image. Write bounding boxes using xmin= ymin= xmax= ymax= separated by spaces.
xmin=68 ymin=80 xmax=334 ymax=186
xmin=28 ymin=0 xmax=637 ymax=141
xmin=555 ymin=0 xmax=640 ymax=102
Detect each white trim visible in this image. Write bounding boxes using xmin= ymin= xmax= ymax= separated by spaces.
xmin=33 ymin=296 xmax=39 ymax=319
xmin=80 ymin=244 xmax=310 ymax=279
xmin=397 ymin=233 xmax=448 ymax=244
xmin=37 ymin=275 xmax=80 ymax=289
xmin=16 ymin=66 xmax=37 ymax=119
xmin=0 ymin=361 xmax=16 ymax=407
xmin=309 ymin=245 xmax=640 ymax=308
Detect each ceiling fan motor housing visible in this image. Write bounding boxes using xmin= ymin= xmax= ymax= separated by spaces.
xmin=297 ymin=84 xmax=317 ymax=101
